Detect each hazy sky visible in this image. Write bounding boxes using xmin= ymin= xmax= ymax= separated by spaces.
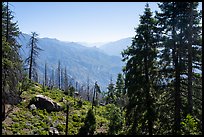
xmin=10 ymin=2 xmax=202 ymax=43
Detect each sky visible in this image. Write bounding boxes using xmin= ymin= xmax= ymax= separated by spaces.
xmin=10 ymin=2 xmax=202 ymax=43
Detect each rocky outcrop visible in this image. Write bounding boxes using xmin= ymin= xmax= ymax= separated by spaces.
xmin=29 ymin=95 xmax=62 ymax=112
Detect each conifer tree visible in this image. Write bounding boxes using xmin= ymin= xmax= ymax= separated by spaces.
xmin=86 ymin=76 xmax=90 ymax=101
xmin=25 ymin=32 xmax=42 ymax=81
xmin=61 ymin=67 xmax=64 ymax=90
xmin=122 ymin=3 xmax=158 ymax=135
xmin=2 ymin=2 xmax=23 ymax=120
xmin=51 ymin=68 xmax=55 ymax=89
xmin=106 ymin=77 xmax=115 ymax=104
xmin=108 ymin=105 xmax=123 ymax=135
xmin=64 ymin=67 xmax=69 ymax=94
xmin=78 ymin=109 xmax=96 ymax=135
xmin=57 ymin=60 xmax=61 ymax=89
xmin=44 ymin=61 xmax=47 ymax=87
xmin=115 ymin=73 xmax=125 ymax=108
xmin=156 ymin=2 xmax=202 ymax=134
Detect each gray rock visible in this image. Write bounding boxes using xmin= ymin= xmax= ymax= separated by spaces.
xmin=29 ymin=104 xmax=37 ymax=110
xmin=49 ymin=127 xmax=59 ymax=135
xmin=30 ymin=94 xmax=62 ymax=112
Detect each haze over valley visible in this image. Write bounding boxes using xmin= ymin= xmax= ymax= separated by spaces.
xmin=18 ymin=33 xmax=130 ymax=90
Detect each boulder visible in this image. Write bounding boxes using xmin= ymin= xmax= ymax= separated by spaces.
xmin=29 ymin=94 xmax=62 ymax=112
xmin=49 ymin=127 xmax=59 ymax=135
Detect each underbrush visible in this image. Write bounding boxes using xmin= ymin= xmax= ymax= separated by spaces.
xmin=2 ymin=82 xmax=118 ymax=135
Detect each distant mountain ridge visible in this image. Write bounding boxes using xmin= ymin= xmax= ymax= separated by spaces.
xmin=17 ymin=33 xmax=124 ymax=91
xmin=98 ymin=37 xmax=132 ymax=57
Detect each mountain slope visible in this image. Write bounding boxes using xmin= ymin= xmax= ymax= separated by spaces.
xmin=99 ymin=37 xmax=132 ymax=57
xmin=2 ymin=82 xmax=120 ymax=135
xmin=17 ymin=33 xmax=123 ymax=90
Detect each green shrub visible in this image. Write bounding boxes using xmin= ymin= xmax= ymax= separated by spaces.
xmin=72 ymin=113 xmax=80 ymax=122
xmin=64 ymin=90 xmax=69 ymax=95
xmin=56 ymin=123 xmax=65 ymax=132
xmin=40 ymin=121 xmax=48 ymax=128
xmin=38 ymin=130 xmax=49 ymax=135
xmin=19 ymin=129 xmax=28 ymax=135
xmin=181 ymin=114 xmax=201 ymax=135
xmin=12 ymin=117 xmax=19 ymax=122
xmin=107 ymin=104 xmax=123 ymax=135
xmin=38 ymin=112 xmax=45 ymax=119
xmin=12 ymin=123 xmax=20 ymax=128
xmin=21 ymin=76 xmax=33 ymax=91
xmin=77 ymin=100 xmax=83 ymax=107
xmin=78 ymin=109 xmax=96 ymax=135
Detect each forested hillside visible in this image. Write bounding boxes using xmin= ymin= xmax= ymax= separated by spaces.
xmin=2 ymin=2 xmax=202 ymax=135
xmin=17 ymin=33 xmax=123 ymax=91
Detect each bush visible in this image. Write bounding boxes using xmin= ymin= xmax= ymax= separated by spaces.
xmin=64 ymin=89 xmax=69 ymax=95
xmin=181 ymin=114 xmax=201 ymax=135
xmin=77 ymin=100 xmax=83 ymax=107
xmin=78 ymin=109 xmax=96 ymax=135
xmin=72 ymin=113 xmax=80 ymax=122
xmin=12 ymin=117 xmax=19 ymax=122
xmin=107 ymin=105 xmax=123 ymax=135
xmin=38 ymin=130 xmax=49 ymax=135
xmin=56 ymin=123 xmax=65 ymax=132
xmin=12 ymin=123 xmax=20 ymax=128
xmin=21 ymin=75 xmax=33 ymax=91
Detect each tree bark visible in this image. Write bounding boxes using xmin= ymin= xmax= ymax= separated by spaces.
xmin=187 ymin=3 xmax=193 ymax=115
xmin=29 ymin=37 xmax=34 ymax=80
xmin=172 ymin=3 xmax=181 ymax=134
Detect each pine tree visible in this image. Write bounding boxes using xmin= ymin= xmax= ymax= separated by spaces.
xmin=156 ymin=2 xmax=202 ymax=134
xmin=122 ymin=3 xmax=158 ymax=135
xmin=61 ymin=67 xmax=64 ymax=90
xmin=51 ymin=68 xmax=55 ymax=89
xmin=64 ymin=67 xmax=69 ymax=94
xmin=92 ymin=81 xmax=100 ymax=109
xmin=57 ymin=60 xmax=61 ymax=89
xmin=25 ymin=32 xmax=42 ymax=81
xmin=86 ymin=76 xmax=90 ymax=101
xmin=108 ymin=105 xmax=123 ymax=135
xmin=115 ymin=73 xmax=125 ymax=108
xmin=78 ymin=109 xmax=96 ymax=135
xmin=44 ymin=61 xmax=47 ymax=87
xmin=2 ymin=2 xmax=24 ymax=121
xmin=106 ymin=77 xmax=115 ymax=104
xmin=182 ymin=2 xmax=202 ymax=133
xmin=95 ymin=81 xmax=101 ymax=106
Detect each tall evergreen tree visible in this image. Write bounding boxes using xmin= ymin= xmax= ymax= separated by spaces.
xmin=51 ymin=68 xmax=55 ymax=89
xmin=78 ymin=109 xmax=96 ymax=135
xmin=2 ymin=2 xmax=23 ymax=120
xmin=95 ymin=81 xmax=101 ymax=106
xmin=61 ymin=67 xmax=64 ymax=90
xmin=57 ymin=60 xmax=61 ymax=89
xmin=44 ymin=61 xmax=47 ymax=87
xmin=115 ymin=73 xmax=125 ymax=97
xmin=25 ymin=32 xmax=42 ymax=81
xmin=122 ymin=3 xmax=158 ymax=135
xmin=106 ymin=77 xmax=115 ymax=104
xmin=108 ymin=105 xmax=123 ymax=135
xmin=91 ymin=81 xmax=101 ymax=109
xmin=115 ymin=73 xmax=126 ymax=108
xmin=181 ymin=2 xmax=202 ymax=133
xmin=156 ymin=2 xmax=202 ymax=134
xmin=64 ymin=67 xmax=69 ymax=94
xmin=86 ymin=76 xmax=90 ymax=101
